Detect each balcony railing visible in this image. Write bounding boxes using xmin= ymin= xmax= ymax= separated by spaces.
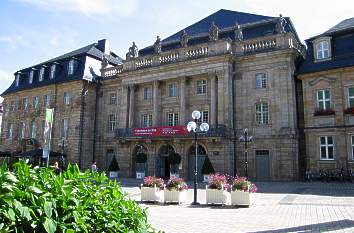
xmin=115 ymin=124 xmax=230 ymax=139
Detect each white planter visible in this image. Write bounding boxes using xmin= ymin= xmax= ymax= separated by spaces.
xmin=206 ymin=187 xmax=230 ymax=205
xmin=164 ymin=189 xmax=187 ymax=204
xmin=109 ymin=171 xmax=119 ymax=178
xmin=141 ymin=186 xmax=163 ymax=202
xmin=170 ymin=173 xmax=179 ymax=179
xmin=136 ymin=172 xmax=145 ymax=179
xmin=231 ymin=190 xmax=252 ymax=206
xmin=203 ymin=174 xmax=210 ymax=182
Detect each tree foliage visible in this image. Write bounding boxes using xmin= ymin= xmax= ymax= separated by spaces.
xmin=108 ymin=156 xmax=120 ymax=171
xmin=201 ymin=156 xmax=215 ymax=175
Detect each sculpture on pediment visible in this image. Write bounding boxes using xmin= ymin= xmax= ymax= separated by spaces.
xmin=180 ymin=30 xmax=188 ymax=48
xmin=209 ymin=21 xmax=219 ymax=41
xmin=154 ymin=36 xmax=162 ymax=54
xmin=101 ymin=54 xmax=109 ymax=69
xmin=234 ymin=22 xmax=243 ymax=41
xmin=276 ymin=14 xmax=287 ymax=34
xmin=126 ymin=42 xmax=139 ymax=60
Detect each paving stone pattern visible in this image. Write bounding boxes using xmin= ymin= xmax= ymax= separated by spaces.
xmin=120 ymin=180 xmax=354 ymax=233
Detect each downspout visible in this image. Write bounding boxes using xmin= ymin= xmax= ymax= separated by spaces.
xmin=78 ymin=81 xmax=87 ymax=169
xmin=92 ymin=76 xmax=101 ymax=163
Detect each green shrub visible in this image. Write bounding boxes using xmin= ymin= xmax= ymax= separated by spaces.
xmin=201 ymin=156 xmax=215 ymax=175
xmin=108 ymin=156 xmax=120 ymax=171
xmin=0 ymin=160 xmax=154 ymax=233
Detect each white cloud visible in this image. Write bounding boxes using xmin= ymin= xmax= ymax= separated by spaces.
xmin=17 ymin=0 xmax=137 ymax=17
xmin=0 ymin=68 xmax=14 ymax=99
xmin=0 ymin=35 xmax=26 ymax=49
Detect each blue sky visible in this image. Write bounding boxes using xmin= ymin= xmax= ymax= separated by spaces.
xmin=1 ymin=0 xmax=354 ymax=100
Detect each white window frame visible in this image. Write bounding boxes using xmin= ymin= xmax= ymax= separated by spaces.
xmin=255 ymin=73 xmax=267 ymax=89
xmin=168 ymin=83 xmax=177 ymax=97
xmin=39 ymin=67 xmax=45 ymax=82
xmin=108 ymin=114 xmax=116 ymax=132
xmin=15 ymin=74 xmax=20 ymax=87
xmin=109 ymin=92 xmax=117 ymax=105
xmin=23 ymin=98 xmax=28 ymax=110
xmin=44 ymin=95 xmax=50 ymax=107
xmin=143 ymin=87 xmax=152 ymax=100
xmin=167 ymin=112 xmax=179 ymax=126
xmin=317 ymin=90 xmax=331 ymax=110
xmin=63 ymin=92 xmax=70 ymax=106
xmin=19 ymin=122 xmax=25 ymax=140
xmin=196 ymin=80 xmax=207 ymax=94
xmin=142 ymin=114 xmax=153 ymax=127
xmin=50 ymin=65 xmax=56 ymax=79
xmin=68 ymin=59 xmax=75 ymax=75
xmin=320 ymin=136 xmax=334 ymax=160
xmin=10 ymin=101 xmax=15 ymax=112
xmin=30 ymin=120 xmax=36 ymax=138
xmin=7 ymin=123 xmax=13 ymax=139
xmin=29 ymin=70 xmax=34 ymax=84
xmin=255 ymin=102 xmax=269 ymax=125
xmin=197 ymin=110 xmax=209 ymax=124
xmin=33 ymin=96 xmax=39 ymax=109
xmin=314 ymin=37 xmax=331 ymax=61
xmin=61 ymin=118 xmax=69 ymax=139
xmin=348 ymin=87 xmax=354 ymax=108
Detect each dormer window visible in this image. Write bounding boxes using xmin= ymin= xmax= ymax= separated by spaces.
xmin=50 ymin=65 xmax=56 ymax=79
xmin=39 ymin=67 xmax=45 ymax=81
xmin=68 ymin=59 xmax=75 ymax=75
xmin=29 ymin=70 xmax=34 ymax=84
xmin=314 ymin=37 xmax=331 ymax=61
xmin=15 ymin=74 xmax=19 ymax=86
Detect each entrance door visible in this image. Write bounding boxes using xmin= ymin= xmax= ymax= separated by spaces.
xmin=188 ymin=144 xmax=207 ymax=181
xmin=158 ymin=144 xmax=174 ymax=179
xmin=255 ymin=150 xmax=271 ymax=181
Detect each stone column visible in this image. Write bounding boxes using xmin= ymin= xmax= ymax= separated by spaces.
xmin=153 ymin=81 xmax=160 ymax=126
xmin=217 ymin=70 xmax=225 ymax=125
xmin=122 ymin=85 xmax=130 ymax=128
xmin=209 ymin=73 xmax=217 ymax=126
xmin=180 ymin=77 xmax=186 ymax=125
xmin=128 ymin=85 xmax=135 ymax=128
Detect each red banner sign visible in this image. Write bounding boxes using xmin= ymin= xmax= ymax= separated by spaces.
xmin=132 ymin=126 xmax=189 ymax=137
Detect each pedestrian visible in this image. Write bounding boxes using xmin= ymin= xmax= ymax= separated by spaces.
xmin=53 ymin=161 xmax=61 ymax=174
xmin=91 ymin=161 xmax=97 ymax=173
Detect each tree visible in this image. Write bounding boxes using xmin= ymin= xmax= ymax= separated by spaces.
xmin=108 ymin=156 xmax=120 ymax=171
xmin=201 ymin=156 xmax=215 ymax=175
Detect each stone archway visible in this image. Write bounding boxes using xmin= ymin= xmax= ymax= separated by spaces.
xmin=187 ymin=144 xmax=207 ymax=181
xmin=157 ymin=144 xmax=175 ymax=179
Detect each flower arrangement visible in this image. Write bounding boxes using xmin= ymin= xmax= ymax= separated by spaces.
xmin=314 ymin=109 xmax=335 ymax=116
xmin=232 ymin=176 xmax=257 ymax=193
xmin=165 ymin=177 xmax=188 ymax=191
xmin=207 ymin=173 xmax=228 ymax=190
xmin=344 ymin=107 xmax=354 ymax=115
xmin=142 ymin=176 xmax=164 ymax=189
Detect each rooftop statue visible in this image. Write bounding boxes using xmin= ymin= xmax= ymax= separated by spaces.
xmin=276 ymin=14 xmax=287 ymax=34
xmin=154 ymin=36 xmax=162 ymax=54
xmin=234 ymin=22 xmax=243 ymax=41
xmin=180 ymin=30 xmax=188 ymax=48
xmin=101 ymin=54 xmax=109 ymax=69
xmin=209 ymin=21 xmax=219 ymax=41
xmin=126 ymin=42 xmax=139 ymax=60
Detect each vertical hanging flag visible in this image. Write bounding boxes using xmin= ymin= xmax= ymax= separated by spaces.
xmin=43 ymin=108 xmax=54 ymax=167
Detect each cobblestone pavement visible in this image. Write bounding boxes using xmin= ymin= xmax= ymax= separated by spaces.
xmin=119 ymin=180 xmax=354 ymax=233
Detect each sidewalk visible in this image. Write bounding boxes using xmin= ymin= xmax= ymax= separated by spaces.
xmin=119 ymin=179 xmax=354 ymax=233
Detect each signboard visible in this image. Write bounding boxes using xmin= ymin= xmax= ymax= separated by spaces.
xmin=132 ymin=126 xmax=189 ymax=137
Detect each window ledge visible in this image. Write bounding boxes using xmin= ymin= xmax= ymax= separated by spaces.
xmin=317 ymin=160 xmax=335 ymax=163
xmin=314 ymin=57 xmax=332 ymax=63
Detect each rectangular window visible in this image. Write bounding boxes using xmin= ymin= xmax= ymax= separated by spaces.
xmin=41 ymin=120 xmax=45 ymax=140
xmin=348 ymin=87 xmax=354 ymax=108
xmin=168 ymin=113 xmax=179 ymax=126
xmin=316 ymin=41 xmax=330 ymax=60
xmin=63 ymin=92 xmax=70 ymax=105
xmin=109 ymin=93 xmax=117 ymax=105
xmin=30 ymin=120 xmax=36 ymax=138
xmin=108 ymin=114 xmax=116 ymax=132
xmin=23 ymin=98 xmax=28 ymax=110
xmin=39 ymin=67 xmax=45 ymax=82
xmin=168 ymin=83 xmax=177 ymax=97
xmin=352 ymin=135 xmax=354 ymax=160
xmin=50 ymin=65 xmax=56 ymax=79
xmin=143 ymin=87 xmax=152 ymax=100
xmin=142 ymin=114 xmax=153 ymax=127
xmin=19 ymin=122 xmax=25 ymax=140
xmin=196 ymin=80 xmax=207 ymax=94
xmin=10 ymin=101 xmax=15 ymax=112
xmin=256 ymin=102 xmax=269 ymax=124
xmin=33 ymin=96 xmax=39 ymax=109
xmin=197 ymin=111 xmax=209 ymax=124
xmin=61 ymin=118 xmax=69 ymax=139
xmin=7 ymin=123 xmax=13 ymax=139
xmin=15 ymin=74 xmax=20 ymax=86
xmin=256 ymin=73 xmax=267 ymax=89
xmin=317 ymin=90 xmax=331 ymax=110
xmin=320 ymin=136 xmax=334 ymax=160
xmin=44 ymin=95 xmax=50 ymax=107
xmin=29 ymin=70 xmax=34 ymax=84
xmin=68 ymin=60 xmax=75 ymax=75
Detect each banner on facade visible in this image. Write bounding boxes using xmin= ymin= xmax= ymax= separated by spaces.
xmin=42 ymin=108 xmax=54 ymax=165
xmin=132 ymin=126 xmax=189 ymax=137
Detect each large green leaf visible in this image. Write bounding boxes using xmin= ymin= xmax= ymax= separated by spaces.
xmin=44 ymin=201 xmax=52 ymax=218
xmin=5 ymin=172 xmax=18 ymax=183
xmin=43 ymin=217 xmax=57 ymax=233
xmin=29 ymin=186 xmax=43 ymax=194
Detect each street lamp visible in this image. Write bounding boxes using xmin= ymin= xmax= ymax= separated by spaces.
xmin=239 ymin=128 xmax=253 ymax=178
xmin=187 ymin=110 xmax=209 ymax=205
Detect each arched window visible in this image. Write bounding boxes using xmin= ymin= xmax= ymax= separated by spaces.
xmin=255 ymin=102 xmax=269 ymax=125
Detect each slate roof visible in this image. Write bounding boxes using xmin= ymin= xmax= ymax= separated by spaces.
xmin=297 ymin=17 xmax=354 ymax=75
xmin=139 ymin=9 xmax=299 ymax=56
xmin=2 ymin=40 xmax=122 ymax=95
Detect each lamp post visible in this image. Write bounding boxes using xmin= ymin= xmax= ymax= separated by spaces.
xmin=187 ymin=110 xmax=209 ymax=205
xmin=239 ymin=128 xmax=253 ymax=178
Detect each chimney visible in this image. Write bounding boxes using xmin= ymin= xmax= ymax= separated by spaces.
xmin=97 ymin=39 xmax=110 ymax=54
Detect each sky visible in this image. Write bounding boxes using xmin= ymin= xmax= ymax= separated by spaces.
xmin=0 ymin=0 xmax=354 ymax=102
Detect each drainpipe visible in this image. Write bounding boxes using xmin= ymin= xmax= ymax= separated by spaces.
xmin=78 ymin=81 xmax=87 ymax=169
xmin=92 ymin=76 xmax=101 ymax=163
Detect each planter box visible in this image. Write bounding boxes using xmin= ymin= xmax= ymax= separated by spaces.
xmin=231 ymin=190 xmax=252 ymax=206
xmin=164 ymin=189 xmax=187 ymax=204
xmin=136 ymin=172 xmax=145 ymax=179
xmin=206 ymin=187 xmax=230 ymax=205
xmin=109 ymin=171 xmax=119 ymax=179
xmin=141 ymin=186 xmax=163 ymax=202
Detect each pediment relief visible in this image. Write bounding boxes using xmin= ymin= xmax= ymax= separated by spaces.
xmin=308 ymin=76 xmax=337 ymax=86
